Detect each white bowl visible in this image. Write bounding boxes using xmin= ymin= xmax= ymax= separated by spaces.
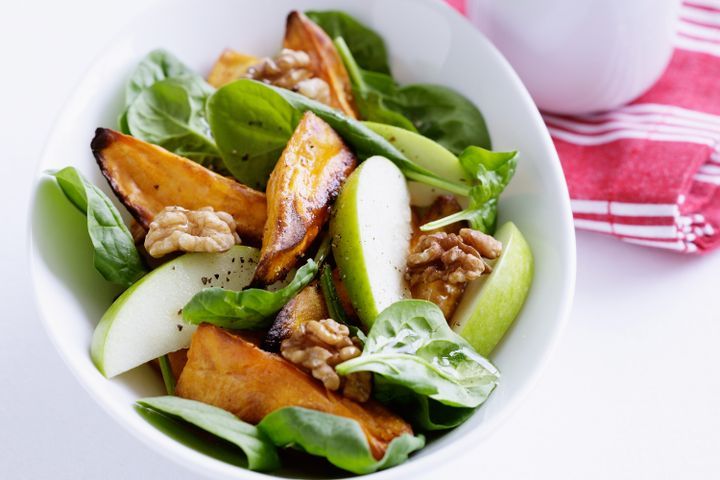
xmin=29 ymin=0 xmax=576 ymax=478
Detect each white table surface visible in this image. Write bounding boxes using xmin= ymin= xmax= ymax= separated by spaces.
xmin=2 ymin=1 xmax=719 ymax=479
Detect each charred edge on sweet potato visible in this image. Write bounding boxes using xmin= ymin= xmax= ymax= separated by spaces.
xmin=284 ymin=11 xmax=358 ymax=118
xmin=264 ymin=282 xmax=329 ymax=352
xmin=252 ymin=112 xmax=356 ymax=285
xmin=176 ymin=324 xmax=413 ymax=460
xmin=91 ymin=128 xmax=267 ymax=245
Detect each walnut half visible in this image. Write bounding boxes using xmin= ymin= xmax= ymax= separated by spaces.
xmin=406 ymin=228 xmax=502 ymax=318
xmin=144 ymin=206 xmax=240 ymax=258
xmin=246 ymin=49 xmax=331 ymax=105
xmin=280 ymin=319 xmax=371 ymax=402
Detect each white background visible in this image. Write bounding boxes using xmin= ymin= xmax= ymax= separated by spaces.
xmin=2 ymin=0 xmax=719 ymax=479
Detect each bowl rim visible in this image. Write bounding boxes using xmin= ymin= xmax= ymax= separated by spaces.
xmin=27 ymin=0 xmax=577 ymax=478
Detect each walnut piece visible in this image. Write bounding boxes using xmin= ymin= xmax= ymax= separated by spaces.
xmin=280 ymin=319 xmax=371 ymax=402
xmin=144 ymin=206 xmax=240 ymax=258
xmin=406 ymin=228 xmax=502 ymax=317
xmin=460 ymin=228 xmax=503 ymax=259
xmin=246 ymin=49 xmax=331 ymax=105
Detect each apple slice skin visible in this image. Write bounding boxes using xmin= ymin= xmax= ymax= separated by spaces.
xmin=450 ymin=222 xmax=534 ymax=357
xmin=91 ymin=246 xmax=259 ymax=378
xmin=363 ymin=122 xmax=469 ymax=206
xmin=330 ymin=156 xmax=412 ymax=329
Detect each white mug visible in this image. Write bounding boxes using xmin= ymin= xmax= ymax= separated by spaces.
xmin=466 ymin=0 xmax=681 ymax=114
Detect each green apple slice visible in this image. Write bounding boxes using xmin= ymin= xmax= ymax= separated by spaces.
xmin=364 ymin=121 xmax=469 ymax=206
xmin=330 ymin=155 xmax=412 ymax=328
xmin=450 ymin=222 xmax=534 ymax=356
xmin=91 ymin=246 xmax=259 ymax=378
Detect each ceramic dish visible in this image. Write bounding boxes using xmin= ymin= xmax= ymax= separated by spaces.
xmin=30 ymin=0 xmax=576 ymax=478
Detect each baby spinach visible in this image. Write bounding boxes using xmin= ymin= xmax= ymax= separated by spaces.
xmin=336 ymin=300 xmax=499 ymax=408
xmin=137 ymin=396 xmax=280 ymax=472
xmin=386 ymin=84 xmax=492 ymax=154
xmin=257 ymin=407 xmax=424 ymax=474
xmin=124 ymin=49 xmax=198 ymax=109
xmin=136 ymin=405 xmax=255 ymax=469
xmin=313 ymin=13 xmax=491 ymax=153
xmin=306 ymin=10 xmax=391 ymax=74
xmin=182 ymin=258 xmax=318 ymax=329
xmin=119 ymin=49 xmax=199 ymax=134
xmin=421 ymin=147 xmax=518 ymax=233
xmin=127 ymin=77 xmax=224 ymax=169
xmin=121 ymin=50 xmax=227 ymax=172
xmin=207 ymin=80 xmax=302 ymax=189
xmin=333 ymin=37 xmax=416 ymax=132
xmin=51 ymin=167 xmax=146 ymax=288
xmin=158 ymin=354 xmax=176 ymax=395
xmin=374 ymin=377 xmax=475 ymax=431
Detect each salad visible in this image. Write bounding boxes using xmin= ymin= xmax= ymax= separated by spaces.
xmin=49 ymin=10 xmax=533 ymax=475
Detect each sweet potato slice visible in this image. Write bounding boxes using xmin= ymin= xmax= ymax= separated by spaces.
xmin=264 ymin=282 xmax=328 ymax=351
xmin=176 ymin=324 xmax=412 ymax=459
xmin=284 ymin=11 xmax=358 ymax=118
xmin=207 ymin=49 xmax=259 ymax=88
xmin=91 ymin=128 xmax=267 ymax=245
xmin=253 ymin=112 xmax=356 ymax=285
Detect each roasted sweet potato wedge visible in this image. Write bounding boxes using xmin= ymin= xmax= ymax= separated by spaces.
xmin=253 ymin=112 xmax=356 ymax=284
xmin=284 ymin=11 xmax=358 ymax=118
xmin=177 ymin=324 xmax=412 ymax=459
xmin=207 ymin=49 xmax=259 ymax=88
xmin=264 ymin=282 xmax=328 ymax=351
xmin=91 ymin=128 xmax=267 ymax=245
xmin=410 ymin=196 xmax=466 ymax=319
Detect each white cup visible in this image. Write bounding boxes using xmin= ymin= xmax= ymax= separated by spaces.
xmin=466 ymin=0 xmax=681 ymax=114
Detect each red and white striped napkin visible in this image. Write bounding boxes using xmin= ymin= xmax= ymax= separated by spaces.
xmin=447 ymin=0 xmax=720 ymax=253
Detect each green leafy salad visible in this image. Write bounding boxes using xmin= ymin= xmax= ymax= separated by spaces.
xmin=49 ymin=9 xmax=534 ymax=475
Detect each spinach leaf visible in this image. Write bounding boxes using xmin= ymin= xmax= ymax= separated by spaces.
xmin=333 ymin=37 xmax=416 ymax=131
xmin=207 ymin=80 xmax=302 ymax=189
xmin=137 ymin=396 xmax=280 ymax=472
xmin=124 ymin=49 xmax=198 ymax=108
xmin=421 ymin=147 xmax=518 ymax=233
xmin=306 ymin=10 xmax=391 ymax=74
xmin=207 ymin=80 xmax=467 ymax=196
xmin=374 ymin=377 xmax=475 ymax=431
xmin=51 ymin=167 xmax=146 ymax=288
xmin=127 ymin=77 xmax=223 ymax=169
xmin=336 ymin=300 xmax=499 ymax=408
xmin=158 ymin=355 xmax=176 ymax=395
xmin=136 ymin=405 xmax=255 ymax=468
xmin=257 ymin=407 xmax=424 ymax=474
xmin=182 ymin=258 xmax=318 ymax=329
xmin=120 ymin=50 xmax=226 ymax=172
xmin=120 ymin=49 xmax=199 ymax=134
xmin=386 ymin=84 xmax=492 ymax=154
xmin=321 ymin=29 xmax=490 ymax=154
